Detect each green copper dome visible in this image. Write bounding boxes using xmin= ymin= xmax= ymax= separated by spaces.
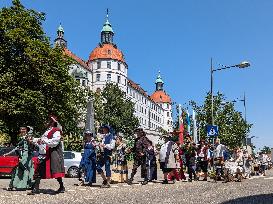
xmin=155 ymin=71 xmax=164 ymax=84
xmin=58 ymin=24 xmax=64 ymax=32
xmin=101 ymin=19 xmax=114 ymax=33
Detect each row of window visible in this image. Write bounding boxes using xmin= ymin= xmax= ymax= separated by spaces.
xmin=127 ymin=87 xmax=162 ymax=114
xmin=138 ymin=116 xmax=161 ymax=130
xmin=135 ymin=104 xmax=163 ymax=123
xmin=97 ymin=61 xmax=122 ymax=71
xmin=151 ymin=112 xmax=161 ymax=123
xmin=96 ymin=73 xmax=127 ymax=85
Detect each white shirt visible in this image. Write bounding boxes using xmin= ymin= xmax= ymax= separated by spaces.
xmin=41 ymin=128 xmax=61 ymax=148
xmin=101 ymin=134 xmax=115 ymax=150
xmin=33 ymin=127 xmax=61 ymax=155
xmin=33 ymin=138 xmax=46 ymax=155
xmin=214 ymin=144 xmax=226 ymax=158
xmin=159 ymin=142 xmax=169 ymax=162
xmin=259 ymin=154 xmax=269 ymax=165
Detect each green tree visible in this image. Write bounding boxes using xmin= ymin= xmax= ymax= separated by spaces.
xmin=95 ymin=83 xmax=139 ymax=139
xmin=190 ymin=92 xmax=252 ymax=149
xmin=0 ymin=0 xmax=87 ymax=143
xmin=261 ymin=146 xmax=271 ymax=154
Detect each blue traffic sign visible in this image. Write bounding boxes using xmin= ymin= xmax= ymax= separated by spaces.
xmin=207 ymin=125 xmax=219 ymax=137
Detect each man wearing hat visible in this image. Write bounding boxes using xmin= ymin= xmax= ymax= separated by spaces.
xmin=97 ymin=125 xmax=115 ymax=188
xmin=127 ymin=128 xmax=150 ymax=185
xmin=29 ymin=115 xmax=65 ymax=195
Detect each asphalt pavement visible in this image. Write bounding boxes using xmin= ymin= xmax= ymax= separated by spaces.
xmin=0 ymin=170 xmax=273 ymax=204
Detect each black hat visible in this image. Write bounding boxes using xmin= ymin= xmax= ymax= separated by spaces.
xmin=134 ymin=128 xmax=144 ymax=133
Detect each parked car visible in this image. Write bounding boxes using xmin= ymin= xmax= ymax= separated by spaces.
xmin=0 ymin=147 xmax=38 ymax=177
xmin=0 ymin=147 xmax=19 ymax=176
xmin=63 ymin=151 xmax=82 ymax=178
xmin=0 ymin=147 xmax=81 ymax=178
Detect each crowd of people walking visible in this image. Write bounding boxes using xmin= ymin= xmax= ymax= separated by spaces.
xmin=2 ymin=119 xmax=272 ymax=195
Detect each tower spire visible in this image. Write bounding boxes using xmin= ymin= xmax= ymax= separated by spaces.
xmin=54 ymin=23 xmax=67 ymax=48
xmin=155 ymin=70 xmax=164 ymax=91
xmin=106 ymin=8 xmax=109 ymax=20
xmin=101 ymin=9 xmax=114 ymax=44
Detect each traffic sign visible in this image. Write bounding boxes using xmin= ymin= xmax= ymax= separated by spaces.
xmin=207 ymin=125 xmax=219 ymax=137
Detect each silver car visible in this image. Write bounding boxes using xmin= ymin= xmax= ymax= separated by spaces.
xmin=63 ymin=151 xmax=82 ymax=178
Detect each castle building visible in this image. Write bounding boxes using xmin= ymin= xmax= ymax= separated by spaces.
xmin=55 ymin=13 xmax=173 ymax=133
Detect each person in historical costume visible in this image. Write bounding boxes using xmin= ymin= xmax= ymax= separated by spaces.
xmin=145 ymin=140 xmax=157 ymax=182
xmin=168 ymin=140 xmax=186 ymax=182
xmin=28 ymin=116 xmax=65 ymax=195
xmin=159 ymin=135 xmax=179 ymax=184
xmin=4 ymin=127 xmax=35 ymax=191
xmin=196 ymin=139 xmax=209 ymax=181
xmin=213 ymin=138 xmax=226 ymax=181
xmin=96 ymin=125 xmax=115 ymax=188
xmin=127 ymin=128 xmax=150 ymax=185
xmin=258 ymin=152 xmax=269 ymax=176
xmin=183 ymin=141 xmax=197 ymax=182
xmin=244 ymin=154 xmax=253 ymax=178
xmin=111 ymin=135 xmax=128 ymax=183
xmin=78 ymin=131 xmax=97 ymax=186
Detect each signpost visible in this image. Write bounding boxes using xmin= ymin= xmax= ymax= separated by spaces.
xmin=207 ymin=125 xmax=219 ymax=137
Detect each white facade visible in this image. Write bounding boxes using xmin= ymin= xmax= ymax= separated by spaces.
xmin=158 ymin=102 xmax=173 ymax=132
xmin=69 ymin=57 xmax=172 ymax=132
xmin=56 ymin=17 xmax=173 ymax=133
xmin=126 ymin=83 xmax=165 ymax=131
xmin=89 ymin=59 xmax=128 ymax=93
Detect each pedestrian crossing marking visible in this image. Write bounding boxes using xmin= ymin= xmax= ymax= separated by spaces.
xmin=123 ymin=184 xmax=130 ymax=187
xmin=111 ymin=185 xmax=119 ymax=188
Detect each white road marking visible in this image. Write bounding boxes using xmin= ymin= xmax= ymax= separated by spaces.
xmin=123 ymin=184 xmax=130 ymax=187
xmin=111 ymin=185 xmax=119 ymax=188
xmin=78 ymin=188 xmax=87 ymax=191
xmin=252 ymin=176 xmax=264 ymax=179
xmin=67 ymin=189 xmax=76 ymax=192
xmin=264 ymin=177 xmax=273 ymax=180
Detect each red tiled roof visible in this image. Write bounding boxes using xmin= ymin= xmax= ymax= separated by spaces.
xmin=128 ymin=79 xmax=148 ymax=97
xmin=88 ymin=43 xmax=125 ymax=63
xmin=150 ymin=90 xmax=172 ymax=103
xmin=64 ymin=48 xmax=90 ymax=70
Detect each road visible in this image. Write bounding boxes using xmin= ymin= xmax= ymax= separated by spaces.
xmin=0 ymin=170 xmax=273 ymax=204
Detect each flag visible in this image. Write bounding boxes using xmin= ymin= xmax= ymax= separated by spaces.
xmin=178 ymin=104 xmax=184 ymax=144
xmin=186 ymin=110 xmax=191 ymax=134
xmin=193 ymin=110 xmax=198 ymax=143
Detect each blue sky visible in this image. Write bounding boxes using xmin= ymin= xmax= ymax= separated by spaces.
xmin=1 ymin=0 xmax=272 ymax=150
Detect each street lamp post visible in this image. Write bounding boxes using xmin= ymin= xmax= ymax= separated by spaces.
xmin=232 ymin=92 xmax=248 ymax=146
xmin=210 ymin=59 xmax=250 ymax=126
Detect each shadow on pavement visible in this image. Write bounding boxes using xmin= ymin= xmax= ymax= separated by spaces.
xmin=221 ymin=193 xmax=273 ymax=204
xmin=37 ymin=189 xmax=57 ymax=195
